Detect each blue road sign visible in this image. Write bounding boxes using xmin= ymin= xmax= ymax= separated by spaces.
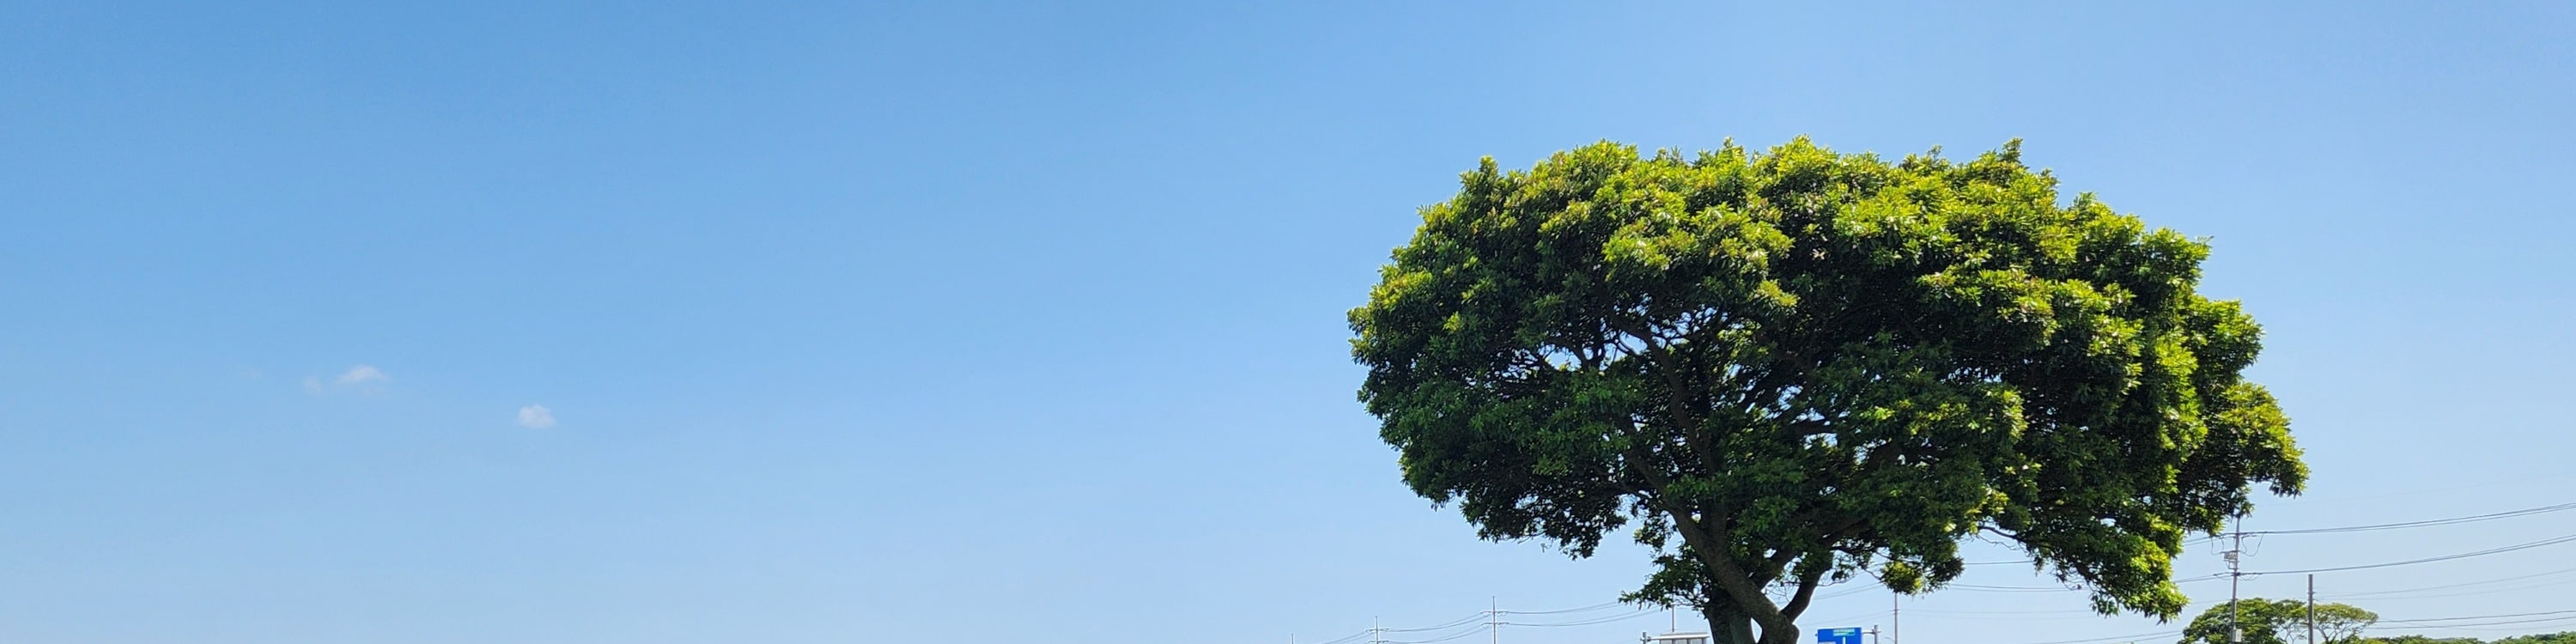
xmin=1818 ymin=628 xmax=1863 ymax=644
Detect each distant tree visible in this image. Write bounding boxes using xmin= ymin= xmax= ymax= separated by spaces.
xmin=1351 ymin=139 xmax=2308 ymax=644
xmin=2364 ymin=635 xmax=2486 ymax=644
xmin=2494 ymin=634 xmax=2576 ymax=644
xmin=2180 ymin=598 xmax=2377 ymax=644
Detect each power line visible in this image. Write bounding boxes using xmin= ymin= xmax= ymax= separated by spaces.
xmin=1313 ymin=629 xmax=1375 ymax=644
xmin=2356 ymin=609 xmax=2576 ymax=636
xmin=1917 ymin=538 xmax=2226 ymax=568
xmin=1972 ymin=610 xmax=2576 ymax=644
xmin=2335 ymin=563 xmax=2576 ymax=596
xmin=2378 ymin=609 xmax=2576 ymax=624
xmin=1959 ymin=607 xmax=2576 ymax=644
xmin=1304 ymin=502 xmax=2576 ymax=643
xmin=1947 ymin=583 xmax=2087 ymax=592
xmin=2372 ymin=613 xmax=2576 ymax=634
xmin=1907 ymin=607 xmax=2100 ymax=617
xmin=1814 ymin=585 xmax=1882 ymax=600
xmin=2245 ymin=501 xmax=2576 ymax=535
xmin=2390 ymin=617 xmax=2576 ymax=634
xmin=1803 ymin=609 xmax=1889 ymax=627
xmin=1496 ymin=601 xmax=1625 ymax=615
xmin=1302 ymin=601 xmax=1649 ymax=643
xmin=1500 ymin=611 xmax=1656 ymax=628
xmin=1382 ymin=624 xmax=1492 ymax=644
xmin=1378 ymin=611 xmax=1491 ymax=632
xmin=2247 ymin=531 xmax=2576 ymax=575
xmin=2322 ymin=564 xmax=2576 ymax=600
xmin=1944 ymin=574 xmax=2227 ymax=593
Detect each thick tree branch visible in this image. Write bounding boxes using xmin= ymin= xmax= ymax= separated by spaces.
xmin=1613 ymin=317 xmax=1729 ymax=483
xmin=1617 ymin=437 xmax=1795 ymax=641
xmin=1779 ymin=562 xmax=1832 ymax=620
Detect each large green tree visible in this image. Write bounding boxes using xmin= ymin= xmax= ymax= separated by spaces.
xmin=1349 ymin=139 xmax=2307 ymax=644
xmin=2181 ymin=598 xmax=2379 ymax=644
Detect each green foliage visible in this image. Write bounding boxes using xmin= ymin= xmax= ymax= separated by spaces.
xmin=2179 ymin=598 xmax=2377 ymax=644
xmin=2359 ymin=633 xmax=2576 ymax=644
xmin=1350 ymin=139 xmax=2306 ymax=644
xmin=2365 ymin=637 xmax=2484 ymax=644
xmin=2493 ymin=634 xmax=2576 ymax=644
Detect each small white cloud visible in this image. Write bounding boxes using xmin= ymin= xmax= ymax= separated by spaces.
xmin=337 ymin=365 xmax=387 ymax=385
xmin=517 ymin=404 xmax=556 ymax=428
xmin=302 ymin=377 xmax=325 ymax=394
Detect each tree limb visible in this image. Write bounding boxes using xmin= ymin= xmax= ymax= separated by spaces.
xmin=1617 ymin=437 xmax=1795 ymax=641
xmin=1779 ymin=561 xmax=1831 ymax=620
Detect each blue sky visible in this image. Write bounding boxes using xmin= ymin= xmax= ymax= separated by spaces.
xmin=6 ymin=2 xmax=2575 ymax=643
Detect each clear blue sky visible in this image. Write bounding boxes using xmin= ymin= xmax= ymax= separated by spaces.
xmin=6 ymin=3 xmax=2575 ymax=643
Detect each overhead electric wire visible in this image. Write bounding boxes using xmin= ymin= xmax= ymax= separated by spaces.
xmin=2321 ymin=564 xmax=2576 ymax=602
xmin=1802 ymin=610 xmax=1888 ymax=627
xmin=1963 ymin=558 xmax=2038 ymax=566
xmin=2376 ymin=609 xmax=2576 ymax=624
xmin=1812 ymin=585 xmax=1881 ymax=600
xmin=2376 ymin=614 xmax=2576 ymax=634
xmin=1947 ymin=583 xmax=2085 ymax=592
xmin=2392 ymin=617 xmax=2576 ymax=634
xmin=1303 ymin=599 xmax=1650 ymax=643
xmin=1908 ymin=607 xmax=2100 ymax=617
xmin=2324 ymin=578 xmax=2576 ymax=602
xmin=2106 ymin=609 xmax=2576 ymax=641
xmin=1944 ymin=574 xmax=2225 ymax=593
xmin=2328 ymin=563 xmax=2576 ymax=598
xmin=2245 ymin=501 xmax=2576 ymax=535
xmin=1370 ymin=615 xmax=1491 ymax=644
xmin=1497 ymin=600 xmax=1626 ymax=615
xmin=2247 ymin=531 xmax=2576 ymax=574
xmin=1893 ymin=606 xmax=2576 ymax=644
xmin=1311 ymin=629 xmax=1374 ymax=644
xmin=1502 ymin=611 xmax=1656 ymax=628
xmin=1959 ymin=536 xmax=2220 ymax=567
xmin=2403 ymin=622 xmax=2576 ymax=635
xmin=1382 ymin=625 xmax=1492 ymax=644
xmin=1297 ymin=501 xmax=2576 ymax=644
xmin=1376 ymin=611 xmax=1490 ymax=633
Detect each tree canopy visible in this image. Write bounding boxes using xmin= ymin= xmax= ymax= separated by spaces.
xmin=2362 ymin=635 xmax=2576 ymax=644
xmin=1349 ymin=139 xmax=2307 ymax=644
xmin=2181 ymin=598 xmax=2379 ymax=644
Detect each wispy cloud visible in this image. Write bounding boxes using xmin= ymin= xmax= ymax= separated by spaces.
xmin=303 ymin=364 xmax=389 ymax=396
xmin=337 ymin=365 xmax=387 ymax=385
xmin=517 ymin=404 xmax=556 ymax=428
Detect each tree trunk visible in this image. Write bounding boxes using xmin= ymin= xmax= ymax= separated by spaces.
xmin=1759 ymin=617 xmax=1801 ymax=644
xmin=1702 ymin=601 xmax=1759 ymax=644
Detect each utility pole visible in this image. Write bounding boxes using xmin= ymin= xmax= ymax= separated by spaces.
xmin=1868 ymin=625 xmax=1881 ymax=644
xmin=1892 ymin=591 xmax=1900 ymax=644
xmin=1491 ymin=597 xmax=1499 ymax=644
xmin=2227 ymin=514 xmax=2245 ymax=644
xmin=2307 ymin=575 xmax=2318 ymax=644
xmin=1370 ymin=617 xmax=1385 ymax=644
